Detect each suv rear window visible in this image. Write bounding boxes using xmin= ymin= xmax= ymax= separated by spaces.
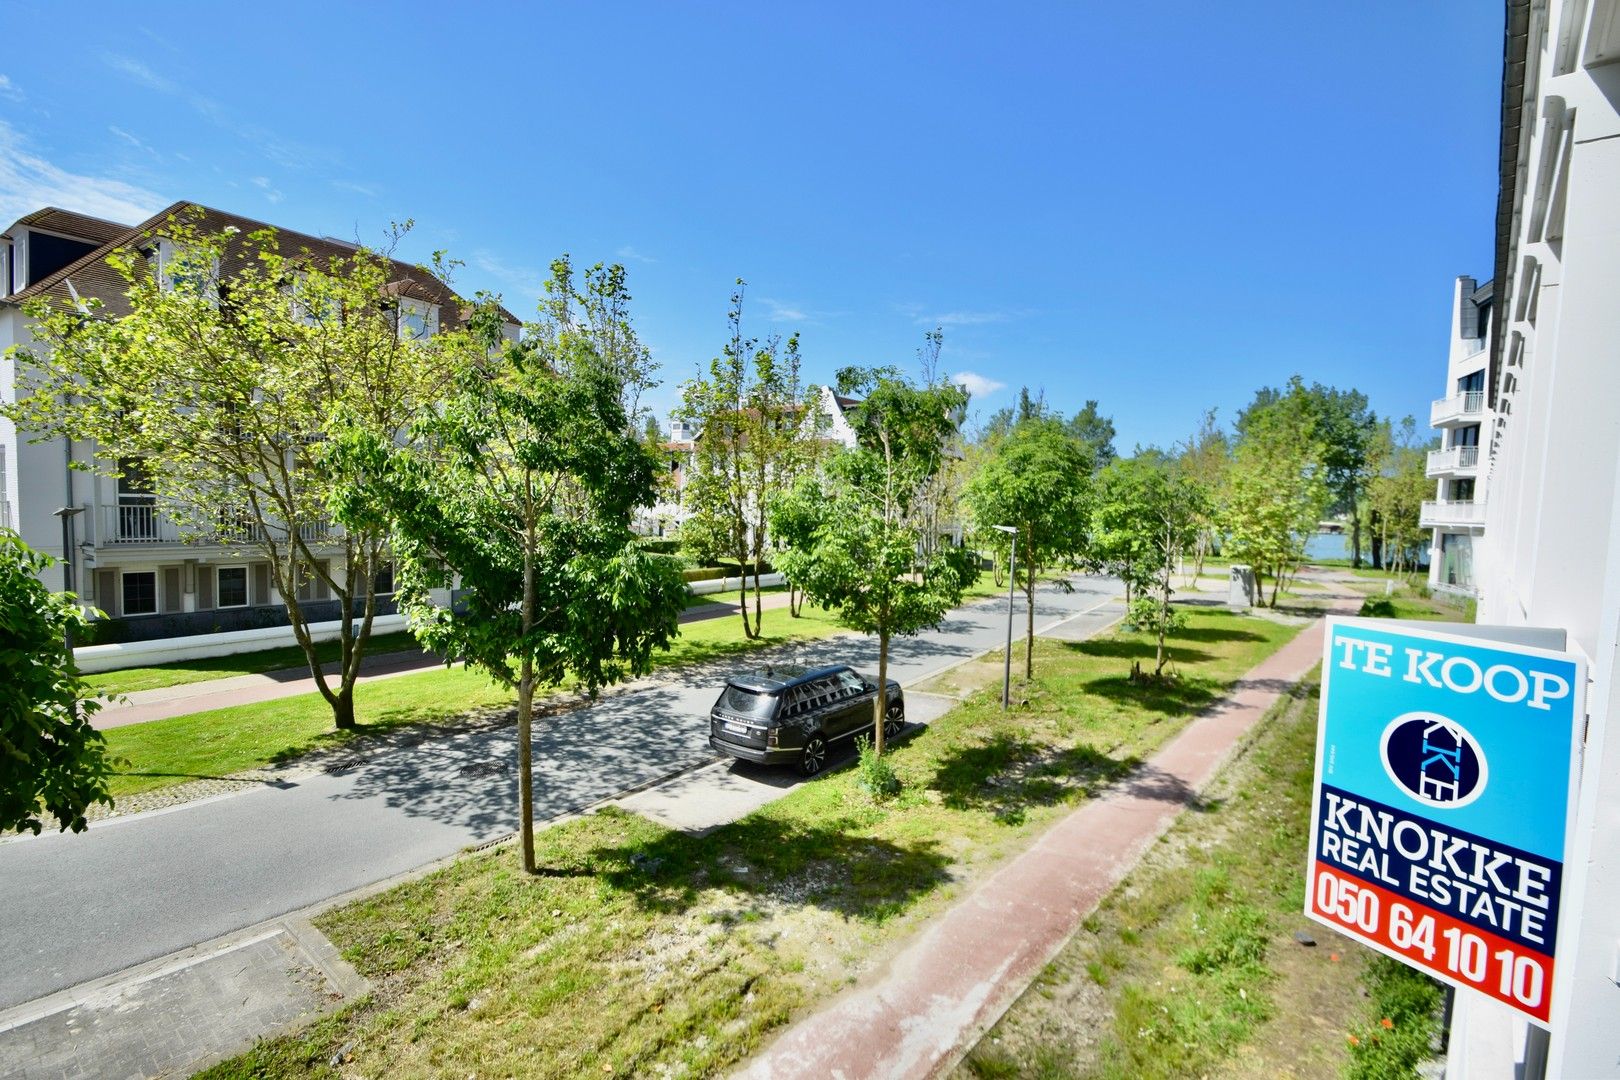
xmin=720 ymin=685 xmax=779 ymax=719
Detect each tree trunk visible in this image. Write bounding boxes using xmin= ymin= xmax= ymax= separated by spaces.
xmin=1156 ymin=527 xmax=1172 ymax=676
xmin=332 ymin=686 xmax=357 ymax=730
xmin=1192 ymin=532 xmax=1207 ymax=583
xmin=751 ymin=556 xmax=763 ymax=634
xmin=1351 ymin=513 xmax=1363 ymax=569
xmin=518 ymin=522 xmax=537 ymax=874
xmin=874 ymin=626 xmax=890 ymax=756
xmin=789 ymin=584 xmax=803 ymax=618
xmin=1024 ymin=567 xmax=1036 ymax=681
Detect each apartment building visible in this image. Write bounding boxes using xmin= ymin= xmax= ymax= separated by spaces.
xmin=1444 ymin=0 xmax=1620 ymax=1074
xmin=1422 ymin=275 xmax=1493 ymax=596
xmin=0 ymin=201 xmax=501 ymax=642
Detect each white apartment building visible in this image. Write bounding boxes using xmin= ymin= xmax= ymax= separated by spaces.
xmin=1423 ymin=276 xmax=1493 ymax=596
xmin=1 ymin=202 xmax=502 ymax=642
xmin=1445 ymin=0 xmax=1620 ymax=1074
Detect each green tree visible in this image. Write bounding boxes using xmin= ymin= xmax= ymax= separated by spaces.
xmin=329 ymin=278 xmax=686 ymax=874
xmin=678 ymin=283 xmax=821 ymax=638
xmin=6 ymin=211 xmax=457 ymax=730
xmin=964 ymin=417 xmax=1093 ymax=680
xmin=1 ymin=533 xmax=112 ymax=834
xmin=1177 ymin=408 xmax=1230 ymax=579
xmin=1222 ymin=392 xmax=1332 ymax=605
xmin=1366 ymin=417 xmax=1434 ymax=575
xmin=1239 ymin=377 xmax=1377 ymax=565
xmin=1120 ymin=465 xmax=1208 ymax=678
xmin=1090 ymin=456 xmax=1166 ymax=611
xmin=1065 ymin=399 xmax=1118 ymax=468
xmin=771 ymin=368 xmax=977 ymax=758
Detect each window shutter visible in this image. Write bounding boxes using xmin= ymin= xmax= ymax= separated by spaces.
xmin=315 ymin=560 xmax=331 ymax=601
xmin=163 ymin=568 xmax=182 ymax=612
xmin=199 ymin=568 xmax=215 ymax=610
xmin=97 ymin=570 xmax=119 ymax=617
xmin=253 ymin=563 xmax=270 ymax=605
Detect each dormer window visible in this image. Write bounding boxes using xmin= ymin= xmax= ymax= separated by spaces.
xmin=397 ymin=297 xmax=437 ymax=340
xmin=153 ymin=238 xmax=219 ymax=298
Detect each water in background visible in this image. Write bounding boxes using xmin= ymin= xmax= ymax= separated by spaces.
xmin=1303 ymin=531 xmax=1350 ymax=562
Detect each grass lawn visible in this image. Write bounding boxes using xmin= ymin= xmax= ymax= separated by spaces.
xmin=102 ymin=602 xmax=848 ymax=799
xmin=83 ymin=630 xmax=426 ymax=697
xmin=960 ymin=637 xmax=1449 ymax=1080
xmin=198 ymin=607 xmax=1302 ymax=1080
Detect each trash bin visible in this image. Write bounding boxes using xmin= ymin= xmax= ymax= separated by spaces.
xmin=1229 ymin=564 xmax=1257 ymax=609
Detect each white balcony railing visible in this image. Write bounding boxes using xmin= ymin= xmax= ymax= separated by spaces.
xmin=103 ymin=500 xmax=180 ymax=543
xmin=1430 ymin=391 xmax=1485 ymax=426
xmin=100 ymin=500 xmax=339 ymax=546
xmin=0 ymin=499 xmax=11 ymax=531
xmin=1421 ymin=500 xmax=1486 ymax=528
xmin=1426 ymin=445 xmax=1480 ymax=477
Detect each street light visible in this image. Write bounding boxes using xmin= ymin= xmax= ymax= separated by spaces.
xmin=991 ymin=525 xmax=1018 ymax=710
xmin=53 ymin=506 xmax=85 ymax=652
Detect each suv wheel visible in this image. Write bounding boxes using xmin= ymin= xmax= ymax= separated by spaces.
xmin=798 ymin=734 xmax=828 ymax=777
xmin=883 ymin=717 xmax=903 ymax=740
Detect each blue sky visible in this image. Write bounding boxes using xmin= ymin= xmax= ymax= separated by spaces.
xmin=0 ymin=2 xmax=1500 ymax=450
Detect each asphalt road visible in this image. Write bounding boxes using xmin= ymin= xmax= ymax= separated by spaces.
xmin=0 ymin=575 xmax=1119 ymax=1012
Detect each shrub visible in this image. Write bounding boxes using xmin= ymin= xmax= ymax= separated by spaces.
xmin=1358 ymin=596 xmax=1396 ymax=619
xmin=681 ymin=567 xmax=728 ymax=583
xmin=855 ymin=736 xmax=901 ymax=798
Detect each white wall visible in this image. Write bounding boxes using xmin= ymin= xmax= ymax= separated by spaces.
xmin=1462 ymin=0 xmax=1620 ymax=1073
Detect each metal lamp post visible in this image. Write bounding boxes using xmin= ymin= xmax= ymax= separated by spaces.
xmin=991 ymin=525 xmax=1018 ymax=709
xmin=53 ymin=505 xmax=85 ymax=652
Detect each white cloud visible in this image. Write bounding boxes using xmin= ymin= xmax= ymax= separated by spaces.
xmin=0 ymin=74 xmax=21 ymax=101
xmin=950 ymin=371 xmax=1007 ymax=399
xmin=616 ymin=245 xmax=656 ymax=264
xmin=470 ymin=250 xmax=546 ymax=306
xmin=332 ymin=179 xmax=379 ymax=198
xmin=929 ymin=310 xmax=1010 ymax=327
xmin=250 ymin=175 xmax=284 ymax=204
xmin=108 ymin=126 xmax=150 ymax=151
xmin=758 ymin=297 xmax=810 ymax=322
xmin=0 ymin=120 xmax=167 ymax=227
xmin=104 ymin=53 xmax=330 ymax=172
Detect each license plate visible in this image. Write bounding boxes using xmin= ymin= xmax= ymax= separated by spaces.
xmin=723 ymin=722 xmax=749 ymax=736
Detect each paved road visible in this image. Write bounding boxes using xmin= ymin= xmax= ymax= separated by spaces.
xmin=0 ymin=576 xmax=1119 ymax=1012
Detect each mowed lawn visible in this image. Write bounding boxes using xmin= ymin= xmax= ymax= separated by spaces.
xmin=199 ymin=608 xmax=1302 ymax=1080
xmin=83 ymin=630 xmax=426 ymax=697
xmin=102 ymin=602 xmax=847 ymax=799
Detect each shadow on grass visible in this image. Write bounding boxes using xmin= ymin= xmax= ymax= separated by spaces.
xmin=1064 ymin=638 xmax=1218 ymax=665
xmin=579 ymin=809 xmax=952 ymax=922
xmin=1074 ymin=673 xmax=1226 ymax=720
xmin=264 ymin=702 xmax=513 ymax=766
xmin=931 ymin=735 xmax=1138 ymax=825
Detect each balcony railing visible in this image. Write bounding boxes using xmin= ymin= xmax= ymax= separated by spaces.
xmin=0 ymin=499 xmax=11 ymax=531
xmin=1421 ymin=500 xmax=1486 ymax=528
xmin=1426 ymin=445 xmax=1480 ymax=477
xmin=101 ymin=500 xmax=340 ymax=546
xmin=1430 ymin=391 xmax=1485 ymax=426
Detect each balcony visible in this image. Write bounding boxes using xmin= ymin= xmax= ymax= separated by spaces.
xmin=0 ymin=499 xmax=11 ymax=531
xmin=100 ymin=500 xmax=340 ymax=546
xmin=1426 ymin=445 xmax=1480 ymax=478
xmin=1421 ymin=500 xmax=1486 ymax=529
xmin=1430 ymin=391 xmax=1485 ymax=427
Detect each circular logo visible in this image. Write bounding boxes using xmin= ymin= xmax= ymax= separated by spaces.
xmin=1379 ymin=711 xmax=1488 ymax=809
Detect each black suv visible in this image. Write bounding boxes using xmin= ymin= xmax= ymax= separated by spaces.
xmin=708 ymin=665 xmax=904 ymax=776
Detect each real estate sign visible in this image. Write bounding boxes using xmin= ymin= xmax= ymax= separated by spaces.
xmin=1305 ymin=618 xmax=1584 ymax=1026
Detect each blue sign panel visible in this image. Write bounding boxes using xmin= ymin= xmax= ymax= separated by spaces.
xmin=1305 ymin=618 xmax=1584 ymax=1026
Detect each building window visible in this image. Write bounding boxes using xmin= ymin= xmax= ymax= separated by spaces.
xmin=217 ymin=566 xmax=248 ymax=608
xmin=122 ymin=571 xmax=158 ymax=616
xmin=373 ymin=561 xmax=395 ymax=595
xmin=1440 ymin=534 xmax=1475 ymax=590
xmin=397 ymin=299 xmax=436 ymax=340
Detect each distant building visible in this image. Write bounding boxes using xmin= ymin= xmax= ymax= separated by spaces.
xmin=1 ymin=201 xmax=509 ymax=641
xmin=1422 ymin=276 xmax=1492 ymax=597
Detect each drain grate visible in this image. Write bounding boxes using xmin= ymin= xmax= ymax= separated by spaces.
xmin=322 ymin=756 xmax=368 ymax=775
xmin=460 ymin=760 xmax=508 ymax=778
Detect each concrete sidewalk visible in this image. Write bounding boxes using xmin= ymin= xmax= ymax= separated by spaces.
xmin=89 ymin=588 xmax=793 ymax=730
xmin=734 ymin=593 xmax=1358 ymax=1080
